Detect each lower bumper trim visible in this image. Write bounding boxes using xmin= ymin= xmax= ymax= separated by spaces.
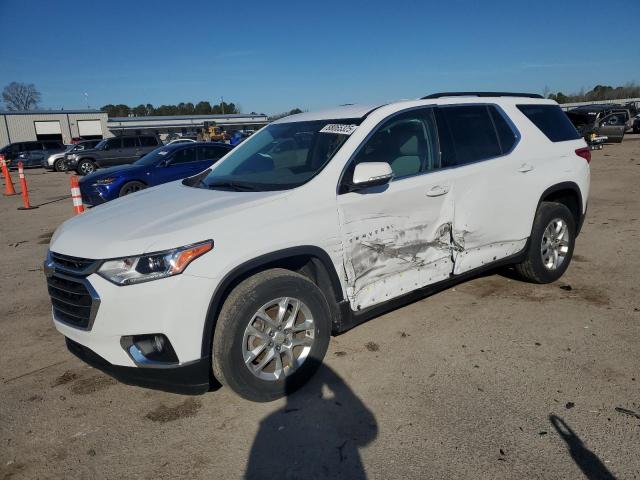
xmin=65 ymin=337 xmax=214 ymax=395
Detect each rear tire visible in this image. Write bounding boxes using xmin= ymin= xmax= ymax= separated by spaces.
xmin=76 ymin=159 xmax=95 ymax=176
xmin=212 ymin=268 xmax=331 ymax=402
xmin=119 ymin=181 xmax=146 ymax=197
xmin=515 ymin=202 xmax=576 ymax=283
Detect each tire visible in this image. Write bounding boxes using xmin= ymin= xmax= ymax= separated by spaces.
xmin=212 ymin=268 xmax=331 ymax=402
xmin=119 ymin=181 xmax=146 ymax=197
xmin=515 ymin=201 xmax=576 ymax=284
xmin=53 ymin=158 xmax=67 ymax=172
xmin=76 ymin=159 xmax=96 ymax=176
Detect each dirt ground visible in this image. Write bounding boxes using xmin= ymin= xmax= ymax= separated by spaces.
xmin=1 ymin=138 xmax=639 ymax=480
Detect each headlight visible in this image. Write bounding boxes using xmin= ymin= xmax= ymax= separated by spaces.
xmin=97 ymin=240 xmax=213 ymax=285
xmin=92 ymin=177 xmax=116 ymax=186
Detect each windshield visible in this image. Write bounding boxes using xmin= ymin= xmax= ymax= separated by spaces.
xmin=196 ymin=119 xmax=360 ymax=191
xmin=134 ymin=146 xmax=174 ymax=166
xmin=94 ymin=139 xmax=108 ymax=150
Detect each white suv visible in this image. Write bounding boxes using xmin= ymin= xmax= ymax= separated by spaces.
xmin=45 ymin=93 xmax=590 ymax=401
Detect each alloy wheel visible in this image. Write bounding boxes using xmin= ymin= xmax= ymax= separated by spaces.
xmin=540 ymin=218 xmax=570 ymax=270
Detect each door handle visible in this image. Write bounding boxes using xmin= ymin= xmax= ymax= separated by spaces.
xmin=518 ymin=163 xmax=534 ymax=173
xmin=426 ymin=185 xmax=449 ymax=197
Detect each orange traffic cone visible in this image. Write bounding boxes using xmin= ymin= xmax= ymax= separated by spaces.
xmin=70 ymin=176 xmax=84 ymax=214
xmin=17 ymin=162 xmax=38 ymax=210
xmin=1 ymin=154 xmax=18 ymax=196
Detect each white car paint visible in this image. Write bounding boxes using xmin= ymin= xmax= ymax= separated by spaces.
xmin=48 ymin=95 xmax=590 ymax=370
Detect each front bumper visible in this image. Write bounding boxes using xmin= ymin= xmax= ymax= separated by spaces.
xmin=66 ymin=337 xmax=212 ymax=394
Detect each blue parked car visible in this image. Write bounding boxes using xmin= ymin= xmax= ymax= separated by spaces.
xmin=78 ymin=142 xmax=233 ymax=205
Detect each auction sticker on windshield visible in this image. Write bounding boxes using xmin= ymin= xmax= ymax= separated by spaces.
xmin=319 ymin=124 xmax=358 ymax=135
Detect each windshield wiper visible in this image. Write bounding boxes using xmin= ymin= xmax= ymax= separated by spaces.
xmin=206 ymin=181 xmax=257 ymax=192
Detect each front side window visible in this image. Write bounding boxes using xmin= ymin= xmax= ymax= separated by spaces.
xmin=25 ymin=142 xmax=43 ymax=152
xmin=435 ymin=105 xmax=502 ymax=167
xmin=344 ymin=108 xmax=439 ymax=186
xmin=123 ymin=137 xmax=138 ymax=148
xmin=171 ymin=147 xmax=197 ymax=164
xmin=140 ymin=136 xmax=158 ymax=147
xmin=196 ymin=119 xmax=361 ymax=191
xmin=105 ymin=138 xmax=122 ymax=149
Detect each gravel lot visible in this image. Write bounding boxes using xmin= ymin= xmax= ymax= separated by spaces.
xmin=1 ymin=139 xmax=639 ymax=480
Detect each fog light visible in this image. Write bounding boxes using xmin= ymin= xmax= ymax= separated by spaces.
xmin=121 ymin=334 xmax=178 ymax=365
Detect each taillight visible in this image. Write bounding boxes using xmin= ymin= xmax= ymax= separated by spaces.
xmin=575 ymin=147 xmax=591 ymax=163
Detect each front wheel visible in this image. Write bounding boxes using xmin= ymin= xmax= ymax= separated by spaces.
xmin=212 ymin=269 xmax=331 ymax=402
xmin=76 ymin=159 xmax=95 ymax=176
xmin=515 ymin=202 xmax=576 ymax=283
xmin=119 ymin=181 xmax=146 ymax=197
xmin=54 ymin=158 xmax=68 ymax=172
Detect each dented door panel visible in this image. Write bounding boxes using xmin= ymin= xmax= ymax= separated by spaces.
xmin=338 ymin=174 xmax=455 ymax=310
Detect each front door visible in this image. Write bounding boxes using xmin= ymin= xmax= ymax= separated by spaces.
xmin=100 ymin=137 xmax=123 ymax=167
xmin=337 ymin=107 xmax=455 ymax=310
xmin=597 ymin=113 xmax=626 ymax=143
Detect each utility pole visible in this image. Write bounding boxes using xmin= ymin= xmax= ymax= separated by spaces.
xmin=220 ymin=96 xmax=225 ymax=115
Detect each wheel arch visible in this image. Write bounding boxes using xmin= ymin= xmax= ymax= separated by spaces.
xmin=200 ymin=246 xmax=345 ymax=359
xmin=537 ymin=181 xmax=584 ymax=235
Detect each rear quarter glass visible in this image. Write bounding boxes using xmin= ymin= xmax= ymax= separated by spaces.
xmin=517 ymin=104 xmax=581 ymax=142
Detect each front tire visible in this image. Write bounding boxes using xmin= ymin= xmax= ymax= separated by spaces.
xmin=54 ymin=158 xmax=68 ymax=172
xmin=212 ymin=269 xmax=331 ymax=402
xmin=76 ymin=159 xmax=96 ymax=176
xmin=515 ymin=202 xmax=576 ymax=283
xmin=119 ymin=181 xmax=146 ymax=197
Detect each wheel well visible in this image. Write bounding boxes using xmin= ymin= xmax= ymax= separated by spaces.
xmin=541 ymin=186 xmax=581 ymax=227
xmin=201 ymin=249 xmax=344 ymax=358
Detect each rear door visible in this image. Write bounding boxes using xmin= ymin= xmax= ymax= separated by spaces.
xmin=435 ymin=104 xmax=531 ymax=275
xmin=597 ymin=113 xmax=626 ymax=142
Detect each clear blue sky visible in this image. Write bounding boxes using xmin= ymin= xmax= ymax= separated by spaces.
xmin=1 ymin=0 xmax=638 ymax=114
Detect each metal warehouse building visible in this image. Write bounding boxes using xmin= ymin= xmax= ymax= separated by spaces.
xmin=106 ymin=113 xmax=269 ymax=139
xmin=0 ymin=110 xmax=111 ymax=148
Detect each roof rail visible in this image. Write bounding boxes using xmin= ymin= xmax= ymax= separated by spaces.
xmin=422 ymin=92 xmax=544 ymax=99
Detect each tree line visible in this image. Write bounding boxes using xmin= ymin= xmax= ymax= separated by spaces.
xmin=100 ymin=101 xmax=246 ymax=118
xmin=546 ymin=83 xmax=640 ymax=104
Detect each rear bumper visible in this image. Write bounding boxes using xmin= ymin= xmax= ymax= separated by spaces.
xmin=66 ymin=337 xmax=212 ymax=395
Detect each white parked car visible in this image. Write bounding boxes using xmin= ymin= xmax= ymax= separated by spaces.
xmin=45 ymin=92 xmax=590 ymax=401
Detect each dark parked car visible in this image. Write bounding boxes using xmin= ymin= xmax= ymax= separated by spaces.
xmin=633 ymin=115 xmax=640 ymax=133
xmin=65 ymin=134 xmax=161 ymax=175
xmin=0 ymin=140 xmax=65 ymax=168
xmin=78 ymin=142 xmax=233 ymax=205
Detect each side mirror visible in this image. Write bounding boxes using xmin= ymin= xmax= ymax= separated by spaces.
xmin=351 ymin=162 xmax=393 ymax=191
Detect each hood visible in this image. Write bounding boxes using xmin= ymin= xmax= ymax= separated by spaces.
xmin=50 ymin=181 xmax=288 ymax=258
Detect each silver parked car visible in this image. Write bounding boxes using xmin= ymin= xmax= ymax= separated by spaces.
xmin=43 ymin=140 xmax=102 ymax=172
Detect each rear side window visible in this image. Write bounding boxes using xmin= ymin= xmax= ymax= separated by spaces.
xmin=436 ymin=105 xmax=501 ymax=166
xmin=139 ymin=136 xmax=158 ymax=147
xmin=197 ymin=145 xmax=229 ymax=160
xmin=517 ymin=104 xmax=581 ymax=142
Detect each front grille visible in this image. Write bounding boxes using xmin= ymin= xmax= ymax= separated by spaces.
xmin=47 ymin=274 xmax=98 ymax=329
xmin=50 ymin=252 xmax=97 ymax=274
xmin=46 ymin=252 xmax=100 ymax=330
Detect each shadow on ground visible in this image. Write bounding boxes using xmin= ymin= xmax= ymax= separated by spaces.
xmin=550 ymin=415 xmax=616 ymax=480
xmin=245 ymin=363 xmax=377 ymax=479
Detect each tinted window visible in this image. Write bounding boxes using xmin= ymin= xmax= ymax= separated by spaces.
xmin=139 ymin=136 xmax=158 ymax=147
xmin=349 ymin=108 xmax=439 ymax=181
xmin=43 ymin=141 xmax=62 ymax=150
xmin=489 ymin=106 xmax=517 ymax=153
xmin=106 ymin=138 xmax=122 ymax=149
xmin=436 ymin=106 xmax=501 ymax=166
xmin=171 ymin=147 xmax=197 ymax=164
xmin=603 ymin=113 xmax=626 ymax=126
xmin=197 ymin=145 xmax=229 ymax=160
xmin=517 ymin=105 xmax=581 ymax=142
xmin=122 ymin=137 xmax=138 ymax=148
xmin=25 ymin=142 xmax=43 ymax=151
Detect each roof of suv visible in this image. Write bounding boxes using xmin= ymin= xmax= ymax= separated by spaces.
xmin=274 ymin=93 xmax=554 ymax=124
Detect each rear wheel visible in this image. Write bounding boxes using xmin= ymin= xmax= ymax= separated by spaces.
xmin=54 ymin=158 xmax=68 ymax=172
xmin=515 ymin=202 xmax=576 ymax=283
xmin=212 ymin=269 xmax=331 ymax=402
xmin=119 ymin=181 xmax=146 ymax=197
xmin=76 ymin=159 xmax=95 ymax=176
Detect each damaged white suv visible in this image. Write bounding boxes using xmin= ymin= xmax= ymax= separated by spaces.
xmin=45 ymin=92 xmax=590 ymax=401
